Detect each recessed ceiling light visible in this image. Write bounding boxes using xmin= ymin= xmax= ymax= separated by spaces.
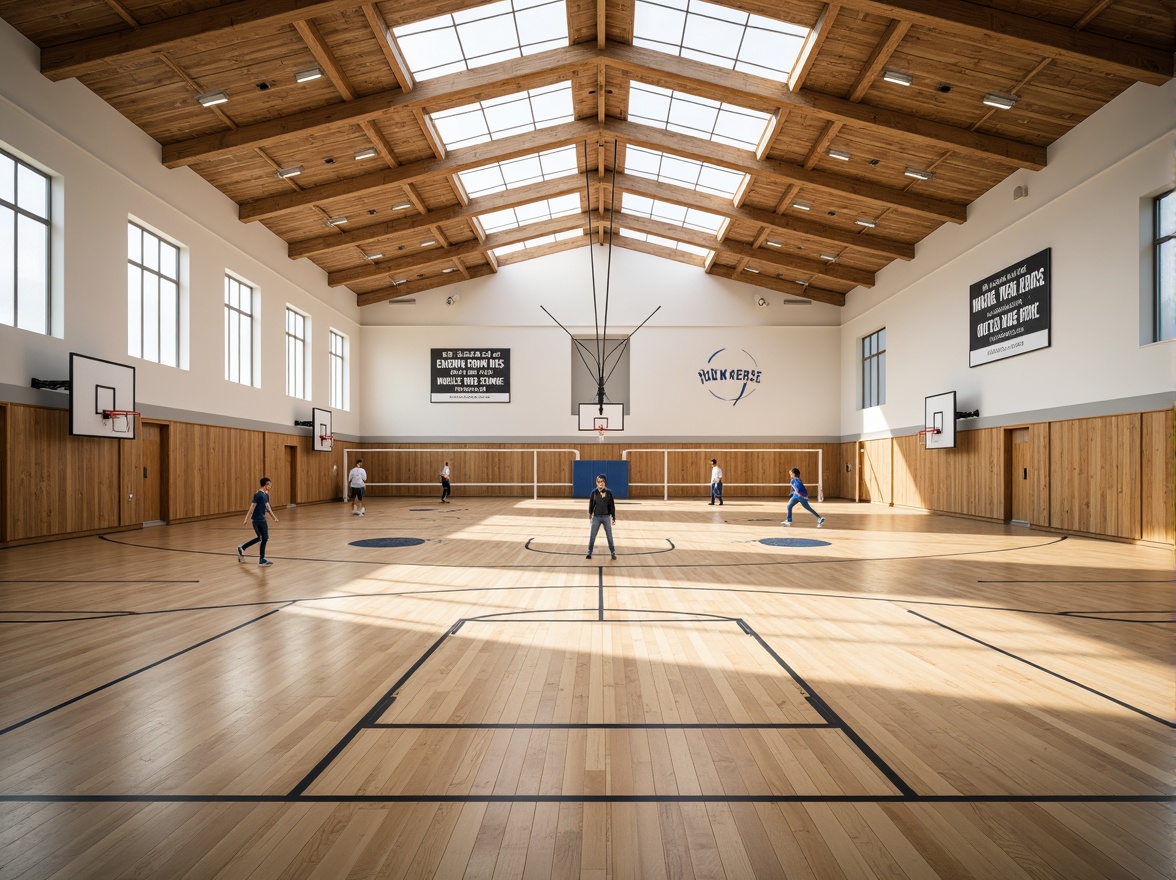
xmin=904 ymin=167 xmax=934 ymax=180
xmin=744 ymin=267 xmax=760 ymax=274
xmin=442 ymin=267 xmax=456 ymax=274
xmin=790 ymin=201 xmax=812 ymax=211
xmin=274 ymin=166 xmax=302 ymax=179
xmin=195 ymin=89 xmax=229 ymax=107
xmin=819 ymin=253 xmax=837 ymax=261
xmin=827 ymin=149 xmax=851 ymax=161
xmin=326 ymin=216 xmax=349 ymax=226
xmin=881 ymin=70 xmax=912 ymax=86
xmin=295 ymin=67 xmax=323 ymax=83
xmin=392 ymin=202 xmax=413 ymax=211
xmin=363 ymin=252 xmax=384 ymax=261
xmin=855 ymin=218 xmax=877 ymax=228
xmin=420 ymin=239 xmax=437 ymax=246
xmin=391 ymin=279 xmax=406 ymax=286
xmin=766 ymin=240 xmax=782 ymax=247
xmin=354 ymin=147 xmax=379 ymax=161
xmin=982 ymin=92 xmax=1019 ymax=110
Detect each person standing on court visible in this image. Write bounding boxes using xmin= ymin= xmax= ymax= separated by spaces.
xmin=348 ymin=458 xmax=367 ymax=516
xmin=783 ymin=467 xmax=825 ymax=527
xmin=439 ymin=460 xmax=451 ymax=503
xmin=237 ymin=477 xmax=278 ymax=566
xmin=709 ymin=458 xmax=723 ymax=505
xmin=586 ymin=474 xmax=617 ymax=560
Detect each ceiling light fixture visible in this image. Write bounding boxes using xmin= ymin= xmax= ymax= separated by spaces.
xmin=353 ymin=147 xmax=379 ymax=161
xmin=391 ymin=279 xmax=406 ymax=286
xmin=325 ymin=216 xmax=349 ymax=226
xmin=295 ymin=67 xmax=323 ymax=83
xmin=274 ymin=166 xmax=302 ymax=179
xmin=195 ymin=89 xmax=229 ymax=107
xmin=766 ymin=240 xmax=782 ymax=247
xmin=819 ymin=253 xmax=837 ymax=261
xmin=881 ymin=70 xmax=912 ymax=86
xmin=982 ymin=92 xmax=1019 ymax=110
xmin=744 ymin=267 xmax=760 ymax=274
xmin=392 ymin=202 xmax=413 ymax=211
xmin=826 ymin=149 xmax=851 ymax=161
xmin=442 ymin=267 xmax=457 ymax=274
xmin=363 ymin=252 xmax=384 ymax=261
xmin=790 ymin=201 xmax=812 ymax=211
xmin=855 ymin=218 xmax=877 ymax=228
xmin=904 ymin=167 xmax=934 ymax=180
xmin=420 ymin=239 xmax=437 ymax=246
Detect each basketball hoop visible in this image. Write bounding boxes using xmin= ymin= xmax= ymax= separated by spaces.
xmin=319 ymin=434 xmax=334 ymax=451
xmin=596 ymin=424 xmax=606 ymax=443
xmin=916 ymin=427 xmax=941 ymax=447
xmin=102 ymin=410 xmax=140 ymax=434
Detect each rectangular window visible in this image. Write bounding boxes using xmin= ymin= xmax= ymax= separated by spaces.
xmin=329 ymin=329 xmax=348 ymax=410
xmin=128 ymin=221 xmax=181 ymax=366
xmin=1155 ymin=189 xmax=1175 ymax=342
xmin=285 ymin=306 xmax=308 ymax=400
xmin=0 ymin=148 xmax=51 ymax=334
xmin=861 ymin=327 xmax=886 ymax=409
xmin=225 ymin=274 xmax=256 ymax=386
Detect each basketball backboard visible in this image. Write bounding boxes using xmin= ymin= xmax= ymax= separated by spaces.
xmin=924 ymin=391 xmax=956 ymax=449
xmin=578 ymin=402 xmax=624 ymax=431
xmin=69 ymin=353 xmax=136 ymax=439
xmin=313 ymin=407 xmax=333 ymax=452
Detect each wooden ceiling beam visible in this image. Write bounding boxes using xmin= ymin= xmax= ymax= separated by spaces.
xmin=239 ymin=119 xmax=599 ymax=222
xmin=162 ymin=43 xmax=598 ymax=168
xmin=608 ymin=120 xmax=967 ymax=223
xmin=602 ymin=42 xmax=1047 ymax=170
xmin=847 ymin=20 xmax=911 ymax=103
xmin=293 ymin=19 xmax=356 ymax=102
xmin=788 ymin=2 xmax=840 ymax=92
xmin=608 ymin=172 xmax=914 ymax=260
xmin=40 ymin=0 xmax=364 ymax=80
xmin=289 ymin=176 xmax=586 ymax=258
xmin=841 ymin=0 xmax=1172 ymax=85
xmin=361 ymin=3 xmax=415 ymax=94
xmin=357 ymin=264 xmax=497 ymax=307
xmin=708 ymin=265 xmax=846 ymax=307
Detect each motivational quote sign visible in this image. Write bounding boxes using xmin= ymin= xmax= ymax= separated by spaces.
xmin=969 ymin=249 xmax=1051 ymax=367
xmin=431 ymin=348 xmax=511 ymax=402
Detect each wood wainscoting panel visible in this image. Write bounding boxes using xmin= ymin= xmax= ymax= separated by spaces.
xmin=859 ymin=437 xmax=893 ymax=505
xmin=892 ymin=428 xmax=1004 ymax=519
xmin=167 ymin=422 xmax=265 ymax=521
xmin=1140 ymin=409 xmax=1173 ymax=544
xmin=1050 ymin=414 xmax=1142 ymax=539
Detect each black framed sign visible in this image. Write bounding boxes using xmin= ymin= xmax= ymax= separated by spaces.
xmin=431 ymin=348 xmax=510 ymax=402
xmin=969 ymin=248 xmax=1051 ymax=367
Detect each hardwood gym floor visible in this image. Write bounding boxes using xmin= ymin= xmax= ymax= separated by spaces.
xmin=0 ymin=498 xmax=1172 ymax=879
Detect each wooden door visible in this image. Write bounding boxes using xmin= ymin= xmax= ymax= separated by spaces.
xmin=1009 ymin=428 xmax=1030 ymax=523
xmin=140 ymin=422 xmax=164 ymax=523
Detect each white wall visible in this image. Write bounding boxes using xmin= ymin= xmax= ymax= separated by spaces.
xmin=360 ymin=247 xmax=842 ymax=440
xmin=0 ymin=19 xmax=362 ymax=437
xmin=839 ymin=79 xmax=1176 ymax=437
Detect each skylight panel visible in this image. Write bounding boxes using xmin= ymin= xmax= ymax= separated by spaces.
xmin=623 ymin=146 xmax=745 ymax=199
xmin=628 ymin=82 xmax=770 ymax=150
xmin=632 ymin=0 xmax=808 ymax=84
xmin=492 ymin=228 xmax=582 ymax=257
xmin=621 ymin=193 xmax=725 ymax=235
xmin=479 ymin=193 xmax=582 ymax=233
xmin=431 ymin=83 xmax=573 ymax=150
xmin=458 ymin=145 xmax=579 ymax=198
xmin=394 ymin=0 xmax=569 ymax=82
xmin=619 ymin=228 xmax=712 ymax=258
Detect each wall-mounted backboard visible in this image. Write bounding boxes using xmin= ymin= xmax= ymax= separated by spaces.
xmin=70 ymin=353 xmax=136 ymax=439
xmin=313 ymin=407 xmax=333 ymax=452
xmin=924 ymin=391 xmax=956 ymax=449
xmin=578 ymin=402 xmax=625 ymax=431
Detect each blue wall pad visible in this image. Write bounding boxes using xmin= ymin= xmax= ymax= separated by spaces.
xmin=759 ymin=537 xmax=831 ymax=548
xmin=349 ymin=537 xmax=427 ymax=548
xmin=573 ymin=460 xmax=629 ymax=497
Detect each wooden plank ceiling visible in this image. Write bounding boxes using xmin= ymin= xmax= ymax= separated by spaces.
xmin=3 ymin=0 xmax=1172 ymax=307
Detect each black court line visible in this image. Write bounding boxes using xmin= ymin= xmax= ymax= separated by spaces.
xmin=0 ymin=604 xmax=290 ymax=737
xmin=3 ymin=793 xmax=1169 ymax=805
xmin=0 ymin=579 xmax=200 ymax=584
xmin=289 ymin=610 xmax=917 ymax=800
xmin=367 ymin=722 xmax=834 ymax=729
xmin=98 ymin=532 xmax=1068 ymax=570
xmin=908 ymin=609 xmax=1175 ymax=728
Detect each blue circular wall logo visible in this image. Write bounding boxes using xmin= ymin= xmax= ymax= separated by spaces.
xmin=698 ymin=348 xmax=762 ymax=406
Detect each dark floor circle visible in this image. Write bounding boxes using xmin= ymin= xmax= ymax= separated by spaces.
xmin=349 ymin=537 xmax=427 ymax=548
xmin=759 ymin=537 xmax=831 ymax=548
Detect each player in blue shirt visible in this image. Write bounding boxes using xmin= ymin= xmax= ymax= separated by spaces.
xmin=782 ymin=468 xmax=825 ymax=528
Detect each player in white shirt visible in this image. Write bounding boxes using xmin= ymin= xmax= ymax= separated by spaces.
xmin=348 ymin=459 xmax=368 ymax=516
